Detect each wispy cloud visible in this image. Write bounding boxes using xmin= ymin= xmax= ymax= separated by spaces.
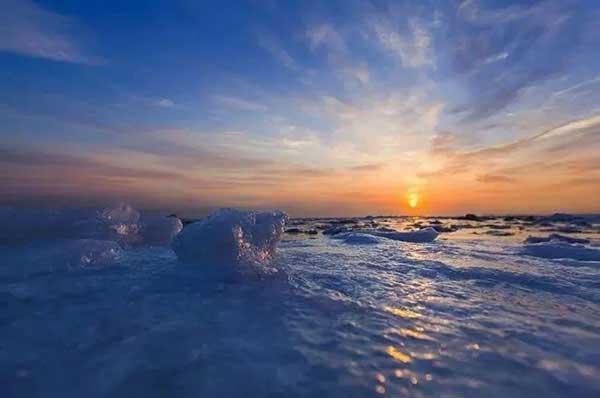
xmin=449 ymin=0 xmax=587 ymax=121
xmin=477 ymin=174 xmax=515 ymax=184
xmin=155 ymin=98 xmax=176 ymax=108
xmin=421 ymin=114 xmax=600 ymax=183
xmin=306 ymin=23 xmax=346 ymax=53
xmin=348 ymin=163 xmax=384 ymax=172
xmin=213 ymin=95 xmax=268 ymax=112
xmin=257 ymin=31 xmax=298 ymax=71
xmin=0 ymin=0 xmax=100 ymax=64
xmin=370 ymin=19 xmax=434 ymax=68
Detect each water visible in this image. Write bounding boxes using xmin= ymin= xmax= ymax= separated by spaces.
xmin=1 ymin=213 xmax=599 ymax=397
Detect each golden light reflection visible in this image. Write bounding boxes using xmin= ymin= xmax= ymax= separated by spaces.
xmin=386 ymin=346 xmax=412 ymax=363
xmin=383 ymin=306 xmax=421 ymax=319
xmin=396 ymin=328 xmax=436 ymax=341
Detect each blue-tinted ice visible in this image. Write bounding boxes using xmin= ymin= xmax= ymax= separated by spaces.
xmin=1 ymin=207 xmax=599 ymax=397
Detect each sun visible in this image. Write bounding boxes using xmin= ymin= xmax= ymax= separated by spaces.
xmin=408 ymin=192 xmax=419 ymax=208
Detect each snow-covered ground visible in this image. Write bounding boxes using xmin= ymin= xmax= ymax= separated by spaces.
xmin=1 ymin=206 xmax=599 ymax=397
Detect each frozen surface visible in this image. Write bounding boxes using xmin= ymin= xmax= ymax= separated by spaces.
xmin=522 ymin=242 xmax=600 ymax=261
xmin=1 ymin=211 xmax=600 ymax=398
xmin=357 ymin=226 xmax=439 ymax=243
xmin=333 ymin=232 xmax=384 ymax=244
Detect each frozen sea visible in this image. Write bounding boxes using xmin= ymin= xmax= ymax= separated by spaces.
xmin=1 ymin=207 xmax=600 ymax=397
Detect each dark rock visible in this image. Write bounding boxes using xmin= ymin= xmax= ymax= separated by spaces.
xmin=485 ymin=230 xmax=514 ymax=236
xmin=485 ymin=224 xmax=511 ymax=229
xmin=460 ymin=214 xmax=483 ymax=222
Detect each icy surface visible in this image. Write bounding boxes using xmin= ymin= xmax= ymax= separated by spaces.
xmin=333 ymin=232 xmax=383 ymax=244
xmin=523 ymin=242 xmax=600 ymax=262
xmin=525 ymin=233 xmax=590 ymax=245
xmin=356 ymin=226 xmax=439 ymax=242
xmin=172 ymin=208 xmax=287 ymax=271
xmin=1 ymin=213 xmax=600 ymax=397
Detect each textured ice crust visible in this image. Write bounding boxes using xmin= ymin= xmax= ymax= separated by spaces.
xmin=523 ymin=242 xmax=600 ymax=262
xmin=172 ymin=208 xmax=287 ymax=269
xmin=356 ymin=227 xmax=439 ymax=243
xmin=50 ymin=239 xmax=124 ymax=269
xmin=524 ymin=233 xmax=590 ymax=245
xmin=333 ymin=232 xmax=383 ymax=244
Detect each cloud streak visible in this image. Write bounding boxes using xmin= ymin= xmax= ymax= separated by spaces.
xmin=0 ymin=0 xmax=100 ymax=63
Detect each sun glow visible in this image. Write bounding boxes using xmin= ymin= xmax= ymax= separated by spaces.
xmin=408 ymin=192 xmax=419 ymax=208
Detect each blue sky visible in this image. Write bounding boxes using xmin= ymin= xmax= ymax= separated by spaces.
xmin=1 ymin=0 xmax=599 ymax=216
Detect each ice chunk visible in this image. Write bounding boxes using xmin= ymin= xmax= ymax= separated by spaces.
xmin=92 ymin=203 xmax=142 ymax=245
xmin=94 ymin=205 xmax=183 ymax=246
xmin=322 ymin=226 xmax=351 ymax=235
xmin=354 ymin=227 xmax=439 ymax=243
xmin=171 ymin=208 xmax=287 ymax=269
xmin=333 ymin=232 xmax=383 ymax=244
xmin=522 ymin=242 xmax=600 ymax=262
xmin=100 ymin=203 xmax=140 ymax=224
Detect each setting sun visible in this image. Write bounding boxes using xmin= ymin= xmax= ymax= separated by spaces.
xmin=408 ymin=193 xmax=420 ymax=209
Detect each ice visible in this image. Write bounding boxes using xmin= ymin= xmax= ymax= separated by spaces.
xmin=0 ymin=207 xmax=96 ymax=244
xmin=100 ymin=203 xmax=140 ymax=225
xmin=538 ymin=213 xmax=582 ymax=223
xmin=138 ymin=215 xmax=183 ymax=246
xmin=355 ymin=227 xmax=439 ymax=243
xmin=333 ymin=232 xmax=383 ymax=244
xmin=53 ymin=239 xmax=124 ymax=268
xmin=522 ymin=242 xmax=600 ymax=262
xmin=1 ymin=213 xmax=600 ymax=397
xmin=0 ymin=239 xmax=123 ymax=278
xmin=0 ymin=204 xmax=182 ymax=247
xmin=524 ymin=234 xmax=590 ymax=245
xmin=172 ymin=208 xmax=287 ymax=269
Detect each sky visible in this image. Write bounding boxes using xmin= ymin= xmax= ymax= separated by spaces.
xmin=0 ymin=0 xmax=599 ymax=217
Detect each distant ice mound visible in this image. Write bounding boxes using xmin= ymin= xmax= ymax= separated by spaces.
xmin=355 ymin=227 xmax=439 ymax=243
xmin=522 ymin=242 xmax=600 ymax=262
xmin=172 ymin=208 xmax=288 ymax=269
xmin=333 ymin=232 xmax=383 ymax=245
